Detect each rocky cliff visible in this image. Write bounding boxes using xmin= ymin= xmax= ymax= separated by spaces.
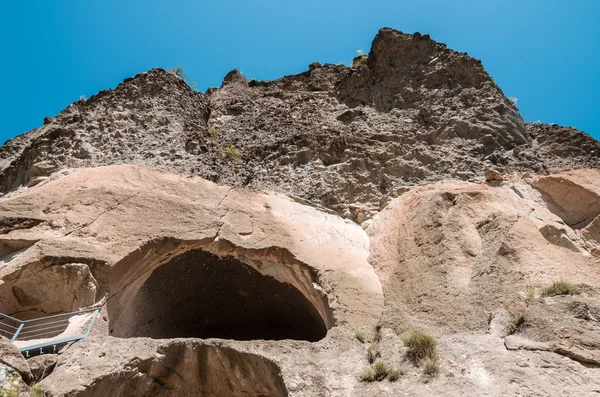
xmin=0 ymin=28 xmax=598 ymax=397
xmin=1 ymin=28 xmax=598 ymax=220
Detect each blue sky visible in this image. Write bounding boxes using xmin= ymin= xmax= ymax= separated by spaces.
xmin=1 ymin=0 xmax=599 ymax=145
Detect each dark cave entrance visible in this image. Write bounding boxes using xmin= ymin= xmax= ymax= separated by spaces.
xmin=111 ymin=249 xmax=329 ymax=341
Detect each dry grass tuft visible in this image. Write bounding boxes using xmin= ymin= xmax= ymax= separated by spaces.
xmin=543 ymin=281 xmax=573 ymax=296
xmin=403 ymin=330 xmax=437 ymax=365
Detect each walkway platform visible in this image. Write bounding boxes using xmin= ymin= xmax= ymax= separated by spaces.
xmin=0 ymin=308 xmax=99 ymax=357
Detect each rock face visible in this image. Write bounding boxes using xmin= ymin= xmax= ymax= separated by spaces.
xmin=0 ymin=165 xmax=382 ymax=396
xmin=1 ymin=28 xmax=598 ymax=221
xmin=0 ymin=27 xmax=599 ymax=397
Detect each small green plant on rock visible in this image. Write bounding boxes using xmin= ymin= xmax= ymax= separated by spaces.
xmin=524 ymin=285 xmax=535 ymax=300
xmin=387 ymin=368 xmax=403 ymax=382
xmin=0 ymin=382 xmax=44 ymax=397
xmin=422 ymin=358 xmax=439 ymax=378
xmin=371 ymin=361 xmax=389 ymax=381
xmin=359 ymin=361 xmax=400 ymax=383
xmin=367 ymin=343 xmax=381 ymax=363
xmin=403 ymin=330 xmax=437 ymax=365
xmin=507 ymin=314 xmax=526 ymax=335
xmin=29 ymin=384 xmax=44 ymax=397
xmin=168 ymin=66 xmax=199 ymax=92
xmin=359 ymin=365 xmax=377 ymax=382
xmin=543 ymin=281 xmax=573 ymax=296
xmin=217 ymin=142 xmax=242 ymax=163
xmin=0 ymin=374 xmax=19 ymax=397
xmin=355 ymin=330 xmax=366 ymax=343
xmin=0 ymin=389 xmax=17 ymax=397
xmin=208 ymin=127 xmax=219 ymax=137
xmin=352 ymin=49 xmax=368 ymax=67
xmin=373 ymin=322 xmax=383 ymax=343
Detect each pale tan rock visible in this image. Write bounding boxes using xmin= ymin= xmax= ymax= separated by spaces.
xmin=27 ymin=354 xmax=57 ymax=382
xmin=0 ymin=164 xmax=384 ymax=396
xmin=531 ymin=168 xmax=600 ymax=229
xmin=0 ymin=336 xmax=31 ymax=382
xmin=363 ymin=168 xmax=600 ymax=395
xmin=367 ymin=172 xmax=600 ymax=333
xmin=2 ymin=165 xmax=600 ymax=396
xmin=484 ymin=167 xmax=504 ymax=182
xmin=0 ymin=166 xmax=382 ymax=323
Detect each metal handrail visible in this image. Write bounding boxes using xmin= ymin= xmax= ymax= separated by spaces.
xmin=20 ymin=308 xmax=99 ymax=322
xmin=19 ymin=318 xmax=71 ymax=330
xmin=0 ymin=313 xmax=23 ymax=322
xmin=0 ymin=322 xmax=19 ymax=330
xmin=0 ymin=308 xmax=100 ymax=352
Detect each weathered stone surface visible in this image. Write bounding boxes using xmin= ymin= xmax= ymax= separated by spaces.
xmin=367 ymin=169 xmax=600 ymax=331
xmin=0 ymin=164 xmax=383 ymax=396
xmin=528 ymin=123 xmax=600 ymax=171
xmin=363 ymin=169 xmax=600 ymax=395
xmin=27 ymin=354 xmax=57 ymax=382
xmin=0 ymin=164 xmax=596 ymax=396
xmin=0 ymin=29 xmax=597 ymax=222
xmin=0 ymin=165 xmax=381 ymax=330
xmin=0 ymin=26 xmax=599 ymax=397
xmin=42 ymin=339 xmax=289 ymax=397
xmin=484 ymin=167 xmax=504 ymax=181
xmin=0 ymin=336 xmax=31 ymax=382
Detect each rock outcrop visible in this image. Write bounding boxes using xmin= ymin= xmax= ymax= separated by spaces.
xmin=0 ymin=27 xmax=598 ymax=397
xmin=1 ymin=28 xmax=598 ymax=221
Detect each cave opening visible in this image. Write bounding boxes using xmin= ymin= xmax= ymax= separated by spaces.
xmin=110 ymin=249 xmax=330 ymax=341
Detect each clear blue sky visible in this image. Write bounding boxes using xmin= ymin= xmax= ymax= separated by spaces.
xmin=1 ymin=0 xmax=599 ymax=145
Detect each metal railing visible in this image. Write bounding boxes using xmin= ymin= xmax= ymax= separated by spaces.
xmin=0 ymin=308 xmax=99 ymax=354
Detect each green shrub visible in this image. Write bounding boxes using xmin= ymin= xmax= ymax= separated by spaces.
xmin=168 ymin=66 xmax=199 ymax=92
xmin=29 ymin=384 xmax=44 ymax=397
xmin=543 ymin=281 xmax=572 ymax=296
xmin=524 ymin=286 xmax=535 ymax=300
xmin=359 ymin=361 xmax=399 ymax=382
xmin=403 ymin=331 xmax=437 ymax=365
xmin=208 ymin=127 xmax=219 ymax=137
xmin=373 ymin=323 xmax=383 ymax=343
xmin=372 ymin=361 xmax=389 ymax=381
xmin=367 ymin=343 xmax=380 ymax=364
xmin=422 ymin=358 xmax=439 ymax=378
xmin=217 ymin=142 xmax=242 ymax=163
xmin=507 ymin=314 xmax=526 ymax=335
xmin=359 ymin=366 xmax=376 ymax=382
xmin=352 ymin=49 xmax=368 ymax=67
xmin=402 ymin=331 xmax=437 ymax=365
xmin=0 ymin=388 xmax=17 ymax=397
xmin=387 ymin=368 xmax=403 ymax=382
xmin=355 ymin=330 xmax=366 ymax=343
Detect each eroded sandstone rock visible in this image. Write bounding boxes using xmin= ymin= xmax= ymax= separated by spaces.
xmin=0 ymin=336 xmax=32 ymax=383
xmin=0 ymin=165 xmax=382 ymax=330
xmin=0 ymin=26 xmax=598 ymax=397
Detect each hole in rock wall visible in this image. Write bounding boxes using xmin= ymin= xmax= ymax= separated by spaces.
xmin=109 ymin=248 xmax=331 ymax=341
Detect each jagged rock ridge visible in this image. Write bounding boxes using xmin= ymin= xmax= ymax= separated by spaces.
xmin=1 ymin=28 xmax=597 ymax=221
